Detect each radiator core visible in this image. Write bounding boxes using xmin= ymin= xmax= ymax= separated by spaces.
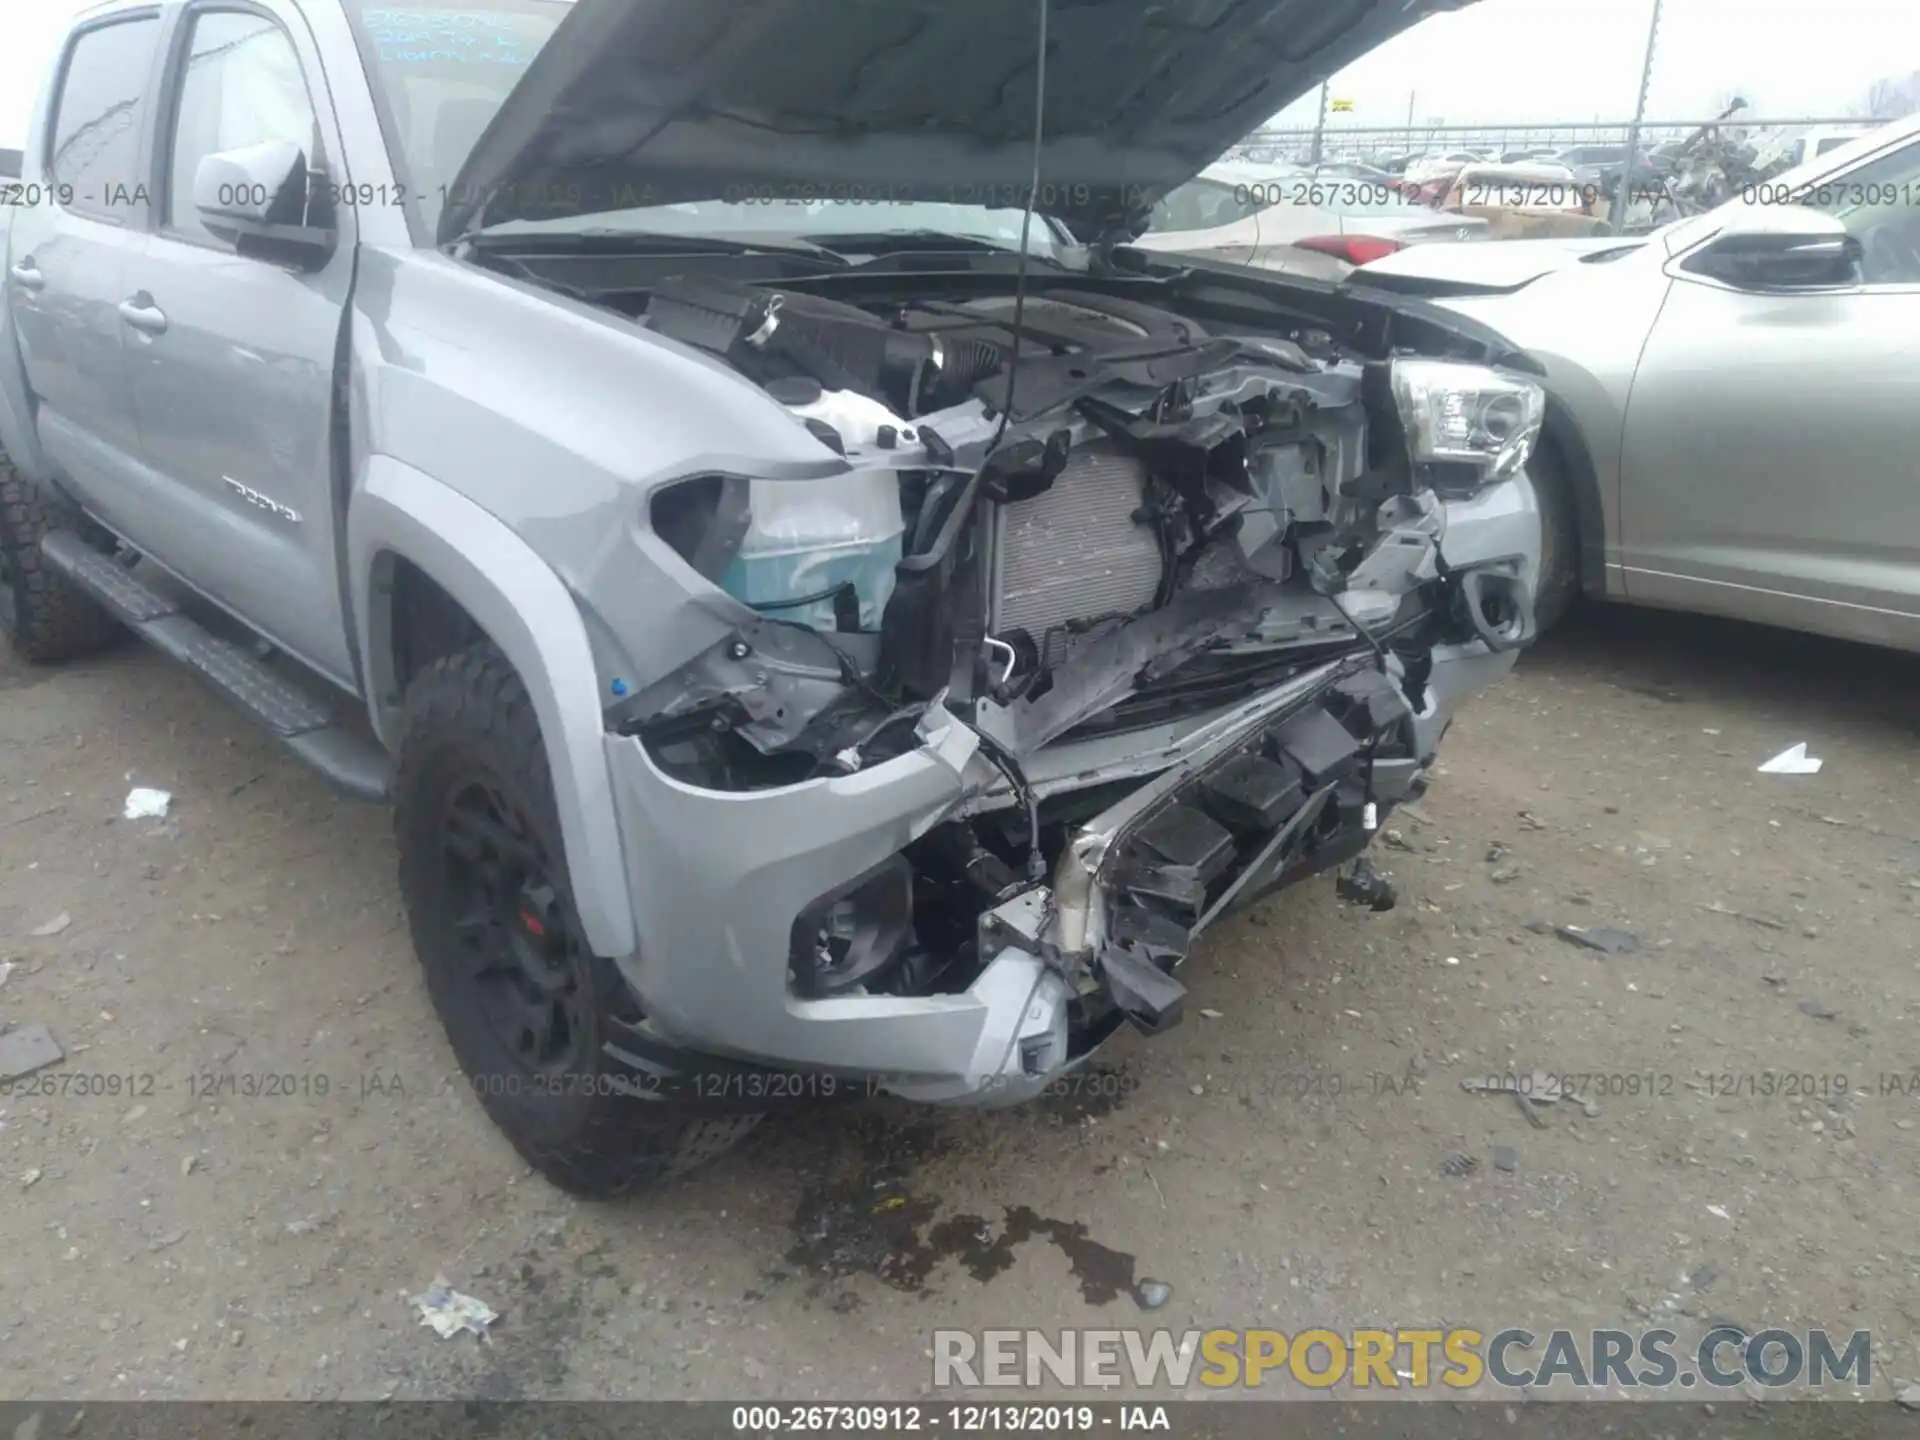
xmin=990 ymin=446 xmax=1160 ymax=646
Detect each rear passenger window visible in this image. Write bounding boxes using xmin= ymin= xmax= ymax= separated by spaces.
xmin=47 ymin=16 xmax=163 ymax=221
xmin=166 ymin=12 xmax=320 ymax=243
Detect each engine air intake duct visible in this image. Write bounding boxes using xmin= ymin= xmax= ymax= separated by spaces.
xmin=645 ymin=276 xmax=1003 ymax=417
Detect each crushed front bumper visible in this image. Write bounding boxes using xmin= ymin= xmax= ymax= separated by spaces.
xmin=600 ymin=635 xmax=1508 ymax=1106
xmin=600 ymin=475 xmax=1540 ymax=1107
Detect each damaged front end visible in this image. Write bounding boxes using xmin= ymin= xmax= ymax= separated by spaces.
xmin=554 ymin=263 xmax=1544 ymax=1102
xmin=889 ymin=655 xmax=1431 ymax=1104
xmin=617 ymin=277 xmax=1538 ymax=767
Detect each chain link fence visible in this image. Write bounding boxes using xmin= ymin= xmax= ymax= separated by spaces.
xmin=1226 ymin=117 xmax=1874 ymax=166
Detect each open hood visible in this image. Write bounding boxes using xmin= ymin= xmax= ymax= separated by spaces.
xmin=439 ymin=0 xmax=1476 ymax=246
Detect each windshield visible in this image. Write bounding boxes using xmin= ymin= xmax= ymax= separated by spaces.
xmin=344 ymin=0 xmax=1062 ymax=254
xmin=343 ymin=1 xmax=571 ymax=233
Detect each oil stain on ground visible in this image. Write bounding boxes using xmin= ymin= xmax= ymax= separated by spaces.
xmin=788 ymin=1194 xmax=1143 ymax=1307
xmin=779 ymin=1105 xmax=1146 ymax=1307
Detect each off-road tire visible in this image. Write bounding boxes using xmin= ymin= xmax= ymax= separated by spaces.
xmin=0 ymin=457 xmax=122 ymax=663
xmin=1529 ymin=440 xmax=1580 ymax=634
xmin=393 ymin=644 xmax=759 ymax=1196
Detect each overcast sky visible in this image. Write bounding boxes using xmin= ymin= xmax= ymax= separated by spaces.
xmin=1271 ymin=0 xmax=1920 ymax=130
xmin=3 ymin=0 xmax=1915 ymax=149
xmin=4 ymin=0 xmax=82 ymax=150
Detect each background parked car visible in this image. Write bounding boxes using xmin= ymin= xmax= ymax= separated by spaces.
xmin=1431 ymin=161 xmax=1614 ymax=239
xmin=1306 ymin=160 xmax=1399 ymax=185
xmin=1403 ymin=150 xmax=1494 ymax=184
xmin=1551 ymin=142 xmax=1628 ymax=175
xmin=1352 ymin=115 xmax=1920 ymax=648
xmin=1549 ymin=146 xmax=1672 ymax=208
xmin=1133 ymin=163 xmax=1490 ymax=279
xmin=1750 ymin=123 xmax=1876 ymax=172
xmin=1364 ymin=150 xmax=1423 ymax=175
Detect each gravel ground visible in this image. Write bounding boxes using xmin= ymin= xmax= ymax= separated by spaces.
xmin=1 ymin=604 xmax=1917 ymax=1402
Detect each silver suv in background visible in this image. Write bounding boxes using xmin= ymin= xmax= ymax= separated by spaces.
xmin=1357 ymin=114 xmax=1920 ymax=649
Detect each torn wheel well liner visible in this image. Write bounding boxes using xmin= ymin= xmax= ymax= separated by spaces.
xmin=1535 ymin=403 xmax=1607 ymax=599
xmin=388 ymin=557 xmax=489 ymax=696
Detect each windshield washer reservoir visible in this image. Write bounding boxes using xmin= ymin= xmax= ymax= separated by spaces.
xmin=720 ymin=471 xmax=905 ymax=631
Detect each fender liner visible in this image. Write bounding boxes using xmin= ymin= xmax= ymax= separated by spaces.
xmin=1538 ymin=402 xmax=1608 ymax=599
xmin=349 ymin=456 xmax=637 ymax=958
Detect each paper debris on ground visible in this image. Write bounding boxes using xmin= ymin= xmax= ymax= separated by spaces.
xmin=28 ymin=912 xmax=71 ymax=937
xmin=0 ymin=961 xmax=13 ymax=988
xmin=1553 ymin=923 xmax=1640 ymax=954
xmin=1701 ymin=900 xmax=1787 ymax=931
xmin=411 ymin=1276 xmax=498 ymax=1339
xmin=123 ymin=788 xmax=172 ymax=820
xmin=1464 ymin=1070 xmax=1566 ymax=1102
xmin=1462 ymin=1069 xmax=1602 ymax=1118
xmin=1757 ymin=743 xmax=1822 ymax=775
xmin=0 ymin=1024 xmax=65 ymax=1083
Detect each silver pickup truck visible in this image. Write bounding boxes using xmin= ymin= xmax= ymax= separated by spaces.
xmin=0 ymin=0 xmax=1543 ymax=1194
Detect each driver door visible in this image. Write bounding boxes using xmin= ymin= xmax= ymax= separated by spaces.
xmin=1617 ymin=131 xmax=1920 ymax=647
xmin=118 ymin=1 xmax=357 ymax=686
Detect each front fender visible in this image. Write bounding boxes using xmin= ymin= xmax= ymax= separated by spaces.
xmin=349 ymin=455 xmax=637 ymax=958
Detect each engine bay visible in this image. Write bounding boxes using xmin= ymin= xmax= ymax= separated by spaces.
xmin=603 ymin=269 xmax=1461 ymax=781
xmin=460 ymin=236 xmax=1536 ymax=797
xmin=643 ymin=277 xmax=1373 ymax=645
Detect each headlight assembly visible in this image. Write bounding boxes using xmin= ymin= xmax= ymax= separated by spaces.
xmin=1390 ymin=359 xmax=1546 ymax=490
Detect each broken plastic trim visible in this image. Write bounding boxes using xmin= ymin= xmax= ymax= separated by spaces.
xmin=625 ymin=556 xmax=1426 ymax=787
xmin=1455 ymin=567 xmax=1536 ymax=652
xmin=979 ymin=580 xmax=1382 ymax=757
xmin=1043 ymin=653 xmax=1355 ymax=953
xmin=612 ymin=613 xmax=874 ymax=757
xmin=1041 ymin=653 xmax=1412 ymax=1035
xmin=788 ymin=854 xmax=916 ymax=998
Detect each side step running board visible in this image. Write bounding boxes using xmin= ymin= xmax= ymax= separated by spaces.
xmin=40 ymin=531 xmax=391 ymax=803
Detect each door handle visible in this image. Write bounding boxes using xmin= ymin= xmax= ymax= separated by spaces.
xmin=9 ymin=261 xmax=45 ymax=292
xmin=118 ymin=296 xmax=168 ymax=336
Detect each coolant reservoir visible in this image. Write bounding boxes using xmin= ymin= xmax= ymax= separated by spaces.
xmin=720 ymin=389 xmax=908 ymax=631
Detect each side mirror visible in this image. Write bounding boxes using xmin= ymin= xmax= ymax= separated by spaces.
xmin=194 ymin=141 xmax=335 ymax=270
xmin=1681 ymin=204 xmax=1862 ymax=291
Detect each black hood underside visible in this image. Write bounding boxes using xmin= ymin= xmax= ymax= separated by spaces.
xmin=441 ymin=0 xmax=1476 ymax=243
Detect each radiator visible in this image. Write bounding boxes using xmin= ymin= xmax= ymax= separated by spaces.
xmin=990 ymin=446 xmax=1160 ymax=650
